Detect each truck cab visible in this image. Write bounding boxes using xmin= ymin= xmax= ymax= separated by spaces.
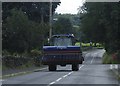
xmin=42 ymin=34 xmax=84 ymax=71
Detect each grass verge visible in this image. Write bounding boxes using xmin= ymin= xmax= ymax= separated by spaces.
xmin=2 ymin=65 xmax=47 ymax=79
xmin=111 ymin=69 xmax=120 ymax=80
xmin=102 ymin=52 xmax=119 ymax=64
xmin=102 ymin=52 xmax=112 ymax=64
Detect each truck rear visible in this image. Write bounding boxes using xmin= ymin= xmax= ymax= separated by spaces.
xmin=42 ymin=34 xmax=84 ymax=71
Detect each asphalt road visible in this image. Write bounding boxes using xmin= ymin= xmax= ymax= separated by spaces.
xmin=1 ymin=49 xmax=119 ymax=86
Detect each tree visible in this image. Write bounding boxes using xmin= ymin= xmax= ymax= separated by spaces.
xmin=2 ymin=9 xmax=50 ymax=53
xmin=53 ymin=17 xmax=73 ymax=34
xmin=79 ymin=2 xmax=120 ymax=52
xmin=2 ymin=2 xmax=60 ymax=54
xmin=2 ymin=2 xmax=60 ymax=23
xmin=79 ymin=3 xmax=106 ymax=43
xmin=2 ymin=9 xmax=30 ymax=53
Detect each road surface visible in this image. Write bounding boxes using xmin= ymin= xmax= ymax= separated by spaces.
xmin=1 ymin=49 xmax=119 ymax=86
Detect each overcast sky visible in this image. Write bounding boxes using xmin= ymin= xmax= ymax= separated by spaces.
xmin=55 ymin=0 xmax=85 ymax=14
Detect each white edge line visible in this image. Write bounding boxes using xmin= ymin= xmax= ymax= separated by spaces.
xmin=110 ymin=65 xmax=113 ymax=69
xmin=3 ymin=67 xmax=48 ymax=77
xmin=0 ymin=79 xmax=4 ymax=81
xmin=34 ymin=67 xmax=48 ymax=71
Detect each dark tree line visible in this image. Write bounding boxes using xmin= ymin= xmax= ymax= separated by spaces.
xmin=53 ymin=13 xmax=81 ymax=40
xmin=53 ymin=17 xmax=73 ymax=34
xmin=79 ymin=2 xmax=120 ymax=53
xmin=2 ymin=2 xmax=60 ymax=54
xmin=2 ymin=2 xmax=60 ymax=23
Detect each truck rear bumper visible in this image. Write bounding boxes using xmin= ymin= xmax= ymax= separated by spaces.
xmin=42 ymin=54 xmax=83 ymax=65
xmin=42 ymin=60 xmax=83 ymax=65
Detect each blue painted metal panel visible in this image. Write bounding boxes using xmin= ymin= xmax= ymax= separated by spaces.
xmin=43 ymin=46 xmax=80 ymax=51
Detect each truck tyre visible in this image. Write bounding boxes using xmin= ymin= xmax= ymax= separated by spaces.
xmin=72 ymin=64 xmax=79 ymax=71
xmin=49 ymin=65 xmax=56 ymax=71
xmin=80 ymin=60 xmax=83 ymax=64
xmin=82 ymin=56 xmax=84 ymax=61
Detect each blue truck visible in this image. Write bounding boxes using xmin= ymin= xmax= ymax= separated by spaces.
xmin=42 ymin=34 xmax=84 ymax=71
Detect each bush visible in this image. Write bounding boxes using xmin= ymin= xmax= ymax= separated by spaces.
xmin=2 ymin=50 xmax=11 ymax=56
xmin=111 ymin=50 xmax=120 ymax=64
xmin=103 ymin=51 xmax=120 ymax=64
xmin=30 ymin=49 xmax=42 ymax=57
xmin=102 ymin=53 xmax=112 ymax=64
xmin=30 ymin=49 xmax=42 ymax=66
xmin=2 ymin=49 xmax=43 ymax=69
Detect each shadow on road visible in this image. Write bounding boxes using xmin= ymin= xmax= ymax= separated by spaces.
xmin=35 ymin=69 xmax=72 ymax=72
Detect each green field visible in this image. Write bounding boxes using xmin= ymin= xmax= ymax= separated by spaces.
xmin=75 ymin=42 xmax=102 ymax=47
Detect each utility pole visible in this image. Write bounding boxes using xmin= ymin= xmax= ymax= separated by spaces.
xmin=41 ymin=7 xmax=44 ymax=23
xmin=49 ymin=0 xmax=52 ymax=39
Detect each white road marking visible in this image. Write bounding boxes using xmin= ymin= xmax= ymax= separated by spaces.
xmin=49 ymin=81 xmax=56 ymax=85
xmin=115 ymin=65 xmax=118 ymax=69
xmin=83 ymin=49 xmax=106 ymax=64
xmin=90 ymin=53 xmax=97 ymax=64
xmin=48 ymin=65 xmax=84 ymax=86
xmin=3 ymin=67 xmax=48 ymax=77
xmin=0 ymin=79 xmax=4 ymax=82
xmin=34 ymin=67 xmax=48 ymax=71
xmin=62 ymin=75 xmax=68 ymax=78
xmin=68 ymin=72 xmax=73 ymax=75
xmin=110 ymin=65 xmax=118 ymax=69
xmin=97 ymin=50 xmax=106 ymax=58
xmin=56 ymin=78 xmax=62 ymax=82
xmin=84 ymin=53 xmax=91 ymax=59
xmin=90 ymin=56 xmax=95 ymax=64
xmin=110 ymin=65 xmax=113 ymax=69
xmin=79 ymin=65 xmax=84 ymax=70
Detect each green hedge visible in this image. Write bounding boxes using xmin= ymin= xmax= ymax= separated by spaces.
xmin=102 ymin=52 xmax=120 ymax=64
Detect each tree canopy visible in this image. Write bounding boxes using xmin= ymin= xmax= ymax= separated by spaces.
xmin=2 ymin=2 xmax=60 ymax=54
xmin=2 ymin=2 xmax=60 ymax=23
xmin=53 ymin=17 xmax=73 ymax=34
xmin=79 ymin=2 xmax=120 ymax=53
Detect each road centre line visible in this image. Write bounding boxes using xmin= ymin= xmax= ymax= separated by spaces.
xmin=56 ymin=78 xmax=62 ymax=82
xmin=84 ymin=52 xmax=90 ymax=59
xmin=68 ymin=72 xmax=73 ymax=75
xmin=48 ymin=65 xmax=84 ymax=86
xmin=79 ymin=65 xmax=84 ymax=70
xmin=90 ymin=56 xmax=95 ymax=64
xmin=49 ymin=81 xmax=56 ymax=85
xmin=63 ymin=74 xmax=68 ymax=78
xmin=90 ymin=53 xmax=97 ymax=64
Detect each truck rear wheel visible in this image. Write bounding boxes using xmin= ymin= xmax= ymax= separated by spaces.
xmin=80 ymin=60 xmax=83 ymax=64
xmin=72 ymin=64 xmax=79 ymax=71
xmin=48 ymin=65 xmax=57 ymax=71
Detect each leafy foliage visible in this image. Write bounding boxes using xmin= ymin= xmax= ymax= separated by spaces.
xmin=53 ymin=14 xmax=81 ymax=40
xmin=2 ymin=2 xmax=60 ymax=54
xmin=79 ymin=2 xmax=120 ymax=53
xmin=53 ymin=17 xmax=73 ymax=34
xmin=2 ymin=2 xmax=60 ymax=23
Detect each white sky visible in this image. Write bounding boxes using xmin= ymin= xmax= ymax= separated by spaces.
xmin=55 ymin=0 xmax=85 ymax=14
